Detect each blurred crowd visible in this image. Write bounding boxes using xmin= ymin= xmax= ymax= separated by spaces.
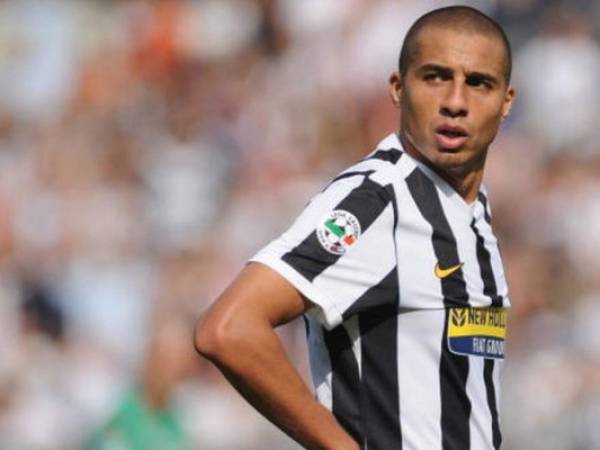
xmin=0 ymin=0 xmax=599 ymax=449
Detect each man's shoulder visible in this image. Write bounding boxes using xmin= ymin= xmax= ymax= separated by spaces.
xmin=325 ymin=133 xmax=414 ymax=191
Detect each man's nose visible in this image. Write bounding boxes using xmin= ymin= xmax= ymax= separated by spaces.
xmin=440 ymin=82 xmax=468 ymax=118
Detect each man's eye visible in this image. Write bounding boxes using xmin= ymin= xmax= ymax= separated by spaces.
xmin=424 ymin=73 xmax=444 ymax=81
xmin=467 ymin=77 xmax=492 ymax=89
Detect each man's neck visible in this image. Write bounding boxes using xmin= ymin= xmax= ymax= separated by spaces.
xmin=398 ymin=132 xmax=484 ymax=204
xmin=444 ymin=170 xmax=484 ymax=204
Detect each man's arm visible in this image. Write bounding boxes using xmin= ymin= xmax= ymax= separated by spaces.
xmin=194 ymin=262 xmax=360 ymax=450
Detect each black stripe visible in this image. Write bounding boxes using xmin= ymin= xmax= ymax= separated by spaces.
xmin=474 ymin=197 xmax=503 ymax=449
xmin=470 ymin=219 xmax=503 ymax=307
xmin=406 ymin=168 xmax=471 ymax=450
xmin=323 ymin=324 xmax=363 ymax=445
xmin=367 ymin=148 xmax=403 ymax=164
xmin=302 ymin=315 xmax=310 ymax=338
xmin=405 ymin=169 xmax=469 ymax=307
xmin=282 ymin=177 xmax=391 ymax=282
xmin=385 ymin=184 xmax=399 ymax=234
xmin=323 ymin=170 xmax=375 ymax=191
xmin=484 ymin=359 xmax=502 ymax=449
xmin=357 ymin=269 xmax=402 ymax=450
xmin=439 ymin=310 xmax=471 ymax=450
xmin=342 ymin=269 xmax=399 ymax=319
xmin=331 ymin=170 xmax=376 ymax=184
xmin=477 ymin=192 xmax=491 ymax=224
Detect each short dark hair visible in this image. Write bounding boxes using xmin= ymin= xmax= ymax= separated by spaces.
xmin=398 ymin=6 xmax=512 ymax=84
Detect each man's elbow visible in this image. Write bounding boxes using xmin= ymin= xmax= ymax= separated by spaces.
xmin=194 ymin=309 xmax=244 ymax=364
xmin=194 ymin=312 xmax=222 ymax=361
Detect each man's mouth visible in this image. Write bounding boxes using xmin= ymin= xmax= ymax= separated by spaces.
xmin=434 ymin=124 xmax=469 ymax=150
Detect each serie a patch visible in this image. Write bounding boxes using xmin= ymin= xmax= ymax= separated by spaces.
xmin=447 ymin=307 xmax=507 ymax=359
xmin=316 ymin=210 xmax=361 ymax=255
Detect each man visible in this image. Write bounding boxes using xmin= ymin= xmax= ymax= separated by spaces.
xmin=195 ymin=6 xmax=515 ymax=450
xmin=86 ymin=316 xmax=196 ymax=450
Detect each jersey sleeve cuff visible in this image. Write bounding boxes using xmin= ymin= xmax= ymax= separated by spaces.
xmin=248 ymin=254 xmax=343 ymax=330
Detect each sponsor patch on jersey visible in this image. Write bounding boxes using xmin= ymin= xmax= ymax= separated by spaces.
xmin=316 ymin=210 xmax=361 ymax=255
xmin=447 ymin=307 xmax=507 ymax=359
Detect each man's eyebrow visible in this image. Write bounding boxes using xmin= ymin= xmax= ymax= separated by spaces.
xmin=417 ymin=64 xmax=454 ymax=76
xmin=466 ymin=71 xmax=500 ymax=86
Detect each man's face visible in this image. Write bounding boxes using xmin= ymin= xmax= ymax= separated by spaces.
xmin=390 ymin=26 xmax=515 ymax=177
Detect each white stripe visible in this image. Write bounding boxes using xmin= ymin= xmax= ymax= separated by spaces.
xmin=306 ymin=316 xmax=333 ymax=411
xmin=397 ymin=308 xmax=445 ymax=450
xmin=374 ymin=132 xmax=402 ymax=151
xmin=493 ymin=358 xmax=504 ymax=433
xmin=474 ymin=208 xmax=510 ymax=307
xmin=467 ymin=357 xmax=494 ymax=449
xmin=435 ymin=179 xmax=491 ymax=309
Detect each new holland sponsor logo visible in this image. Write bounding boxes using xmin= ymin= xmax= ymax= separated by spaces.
xmin=447 ymin=307 xmax=507 ymax=359
xmin=451 ymin=307 xmax=506 ymax=329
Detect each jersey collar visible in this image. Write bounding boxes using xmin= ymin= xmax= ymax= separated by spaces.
xmin=389 ymin=132 xmax=483 ymax=213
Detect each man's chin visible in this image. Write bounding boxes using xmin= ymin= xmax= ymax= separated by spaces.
xmin=431 ymin=151 xmax=473 ymax=173
xmin=433 ymin=149 xmax=467 ymax=164
xmin=435 ymin=143 xmax=466 ymax=154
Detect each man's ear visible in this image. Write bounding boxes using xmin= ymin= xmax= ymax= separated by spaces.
xmin=501 ymin=86 xmax=516 ymax=121
xmin=389 ymin=71 xmax=402 ymax=108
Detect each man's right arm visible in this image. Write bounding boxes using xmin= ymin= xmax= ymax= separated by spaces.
xmin=194 ymin=262 xmax=360 ymax=450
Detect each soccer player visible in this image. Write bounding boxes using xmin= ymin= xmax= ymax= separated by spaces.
xmin=195 ymin=5 xmax=515 ymax=450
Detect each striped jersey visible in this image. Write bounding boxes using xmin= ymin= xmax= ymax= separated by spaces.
xmin=250 ymin=133 xmax=510 ymax=450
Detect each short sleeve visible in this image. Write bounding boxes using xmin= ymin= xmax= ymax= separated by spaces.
xmin=250 ymin=173 xmax=397 ymax=329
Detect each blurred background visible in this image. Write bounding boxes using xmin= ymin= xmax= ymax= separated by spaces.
xmin=0 ymin=0 xmax=599 ymax=449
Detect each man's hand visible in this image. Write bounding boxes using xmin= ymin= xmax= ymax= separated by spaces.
xmin=194 ymin=262 xmax=360 ymax=450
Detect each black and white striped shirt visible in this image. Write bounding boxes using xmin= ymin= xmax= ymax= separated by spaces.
xmin=251 ymin=133 xmax=510 ymax=450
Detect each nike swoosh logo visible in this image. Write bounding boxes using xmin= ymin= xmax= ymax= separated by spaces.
xmin=434 ymin=262 xmax=464 ymax=279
